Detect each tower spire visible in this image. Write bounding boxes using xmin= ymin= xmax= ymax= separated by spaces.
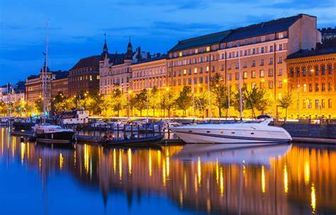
xmin=125 ymin=36 xmax=133 ymax=60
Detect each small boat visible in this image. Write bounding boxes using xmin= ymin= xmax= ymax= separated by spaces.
xmin=102 ymin=135 xmax=164 ymax=149
xmin=33 ymin=124 xmax=75 ymax=146
xmin=171 ymin=116 xmax=292 ymax=146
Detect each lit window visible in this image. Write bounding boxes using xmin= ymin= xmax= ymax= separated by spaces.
xmin=243 ymin=72 xmax=248 ymax=79
xmin=206 ymin=46 xmax=210 ymax=52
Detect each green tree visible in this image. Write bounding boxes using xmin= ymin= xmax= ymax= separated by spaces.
xmin=278 ymin=94 xmax=292 ymax=121
xmin=176 ymin=86 xmax=193 ymax=116
xmin=134 ymin=89 xmax=148 ymax=116
xmin=51 ymin=92 xmax=67 ymax=114
xmin=111 ymin=88 xmax=126 ymax=117
xmin=0 ymin=101 xmax=7 ymax=116
xmin=148 ymin=86 xmax=160 ymax=116
xmin=210 ymin=73 xmax=229 ymax=117
xmin=194 ymin=93 xmax=207 ymax=118
xmin=244 ymin=87 xmax=267 ymax=118
xmin=160 ymin=89 xmax=175 ymax=118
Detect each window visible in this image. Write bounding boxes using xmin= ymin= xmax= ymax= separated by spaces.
xmin=302 ymin=66 xmax=307 ymax=76
xmin=328 ymin=83 xmax=332 ymax=91
xmin=278 ymin=57 xmax=283 ymax=64
xmin=278 ymin=68 xmax=283 ymax=76
xmin=321 ymin=64 xmax=326 ymax=75
xmin=243 ymin=71 xmax=248 ymax=79
xmin=269 ymin=58 xmax=273 ymax=65
xmin=179 ymin=52 xmax=182 ymax=57
xmin=183 ymin=69 xmax=187 ymax=75
xmin=328 ymin=99 xmax=332 ymax=108
xmin=279 ymin=44 xmax=283 ymax=51
xmin=252 ymin=60 xmax=256 ymax=67
xmin=206 ymin=66 xmax=209 ymax=72
xmin=270 ymin=45 xmax=273 ymax=52
xmin=194 ymin=68 xmax=198 ymax=74
xmin=328 ymin=64 xmax=332 ymax=75
xmin=278 ymin=81 xmax=282 ymax=88
xmin=309 ymin=84 xmax=312 ymax=92
xmin=315 ymin=99 xmax=319 ymax=109
xmin=235 ymin=72 xmax=239 ymax=80
xmin=206 ymin=46 xmax=210 ymax=52
xmin=228 ymin=73 xmax=232 ymax=81
xmin=268 ymin=69 xmax=274 ymax=77
xmin=315 ymin=83 xmax=319 ymax=92
xmin=315 ymin=65 xmax=319 ymax=75
xmin=260 ymin=59 xmax=264 ymax=66
xmin=322 ymin=83 xmax=326 ymax=92
xmin=296 ymin=67 xmax=300 ymax=77
xmin=321 ymin=99 xmax=325 ymax=109
xmin=260 ymin=70 xmax=265 ymax=78
xmin=251 ymin=70 xmax=256 ymax=78
xmin=268 ymin=81 xmax=274 ymax=89
xmin=289 ymin=67 xmax=294 ymax=77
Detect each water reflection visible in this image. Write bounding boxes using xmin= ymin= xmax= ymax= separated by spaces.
xmin=0 ymin=128 xmax=335 ymax=215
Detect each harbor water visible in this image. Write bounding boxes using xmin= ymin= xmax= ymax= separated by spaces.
xmin=0 ymin=127 xmax=335 ymax=215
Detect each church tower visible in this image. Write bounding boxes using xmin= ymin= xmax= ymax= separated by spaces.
xmin=125 ymin=37 xmax=133 ymax=61
xmin=101 ymin=33 xmax=109 ymax=60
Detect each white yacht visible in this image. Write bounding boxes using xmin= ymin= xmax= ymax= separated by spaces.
xmin=171 ymin=117 xmax=292 ymax=146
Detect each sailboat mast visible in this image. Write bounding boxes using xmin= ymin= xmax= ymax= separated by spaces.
xmin=238 ymin=44 xmax=243 ymax=120
xmin=42 ymin=21 xmax=49 ymax=116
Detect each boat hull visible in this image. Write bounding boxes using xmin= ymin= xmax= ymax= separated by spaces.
xmin=35 ymin=131 xmax=75 ymax=146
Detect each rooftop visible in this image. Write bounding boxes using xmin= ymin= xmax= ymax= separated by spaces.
xmin=132 ymin=54 xmax=167 ymax=65
xmin=169 ymin=14 xmax=311 ymax=53
xmin=287 ymin=47 xmax=336 ymax=59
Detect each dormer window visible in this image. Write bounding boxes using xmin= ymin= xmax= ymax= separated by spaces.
xmin=179 ymin=52 xmax=183 ymax=57
xmin=206 ymin=46 xmax=210 ymax=52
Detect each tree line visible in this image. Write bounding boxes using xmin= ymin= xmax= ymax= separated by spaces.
xmin=0 ymin=74 xmax=292 ymax=119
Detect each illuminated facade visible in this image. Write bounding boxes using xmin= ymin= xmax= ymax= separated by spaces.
xmin=168 ymin=14 xmax=321 ymax=117
xmin=25 ymin=72 xmax=53 ymax=103
xmin=286 ymin=49 xmax=336 ymax=118
xmin=130 ymin=56 xmax=167 ymax=93
xmin=68 ymin=55 xmax=101 ymax=97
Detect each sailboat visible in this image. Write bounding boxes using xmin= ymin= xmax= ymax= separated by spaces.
xmin=33 ymin=22 xmax=75 ymax=146
xmin=172 ymin=44 xmax=292 ymax=145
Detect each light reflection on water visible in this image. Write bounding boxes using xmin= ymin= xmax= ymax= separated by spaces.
xmin=0 ymin=128 xmax=335 ymax=215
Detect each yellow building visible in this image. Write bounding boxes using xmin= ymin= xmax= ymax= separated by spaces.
xmin=168 ymin=14 xmax=320 ymax=117
xmin=286 ymin=49 xmax=336 ymax=119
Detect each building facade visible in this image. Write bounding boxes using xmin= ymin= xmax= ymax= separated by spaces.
xmin=25 ymin=70 xmax=69 ymax=103
xmin=99 ymin=39 xmax=153 ymax=95
xmin=51 ymin=71 xmax=69 ymax=98
xmin=286 ymin=49 xmax=336 ymax=119
xmin=68 ymin=55 xmax=101 ymax=97
xmin=25 ymin=72 xmax=53 ymax=103
xmin=130 ymin=55 xmax=167 ymax=93
xmin=168 ymin=14 xmax=321 ymax=117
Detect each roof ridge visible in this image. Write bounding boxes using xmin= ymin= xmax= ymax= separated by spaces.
xmin=179 ymin=30 xmax=231 ymax=44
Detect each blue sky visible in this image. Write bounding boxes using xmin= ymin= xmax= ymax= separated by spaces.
xmin=0 ymin=0 xmax=335 ymax=85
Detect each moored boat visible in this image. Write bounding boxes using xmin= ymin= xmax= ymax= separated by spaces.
xmin=33 ymin=124 xmax=75 ymax=146
xmin=171 ymin=116 xmax=292 ymax=146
